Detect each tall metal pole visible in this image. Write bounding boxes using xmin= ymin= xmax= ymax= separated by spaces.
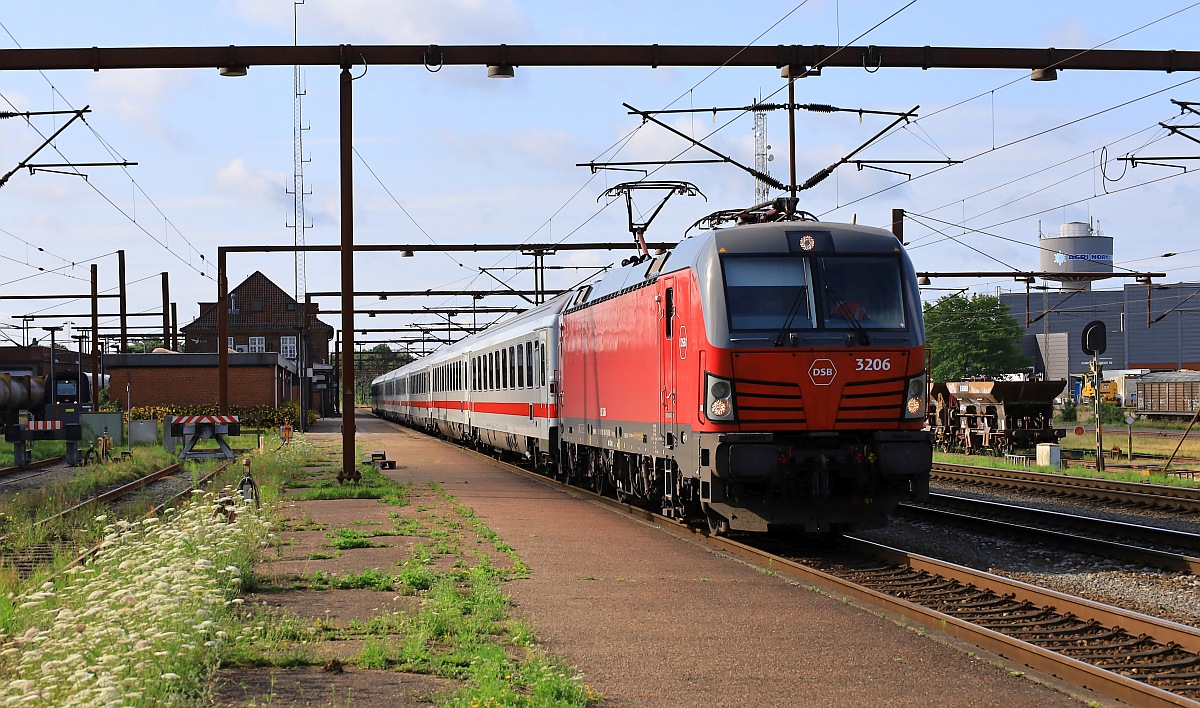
xmin=1094 ymin=353 xmax=1105 ymax=473
xmin=160 ymin=272 xmax=170 ymax=347
xmin=170 ymin=302 xmax=178 ymax=350
xmin=118 ymin=249 xmax=128 ymax=352
xmin=218 ymin=251 xmax=229 ymax=413
xmin=339 ymin=60 xmax=356 ymax=477
xmin=90 ymin=264 xmax=99 ymax=401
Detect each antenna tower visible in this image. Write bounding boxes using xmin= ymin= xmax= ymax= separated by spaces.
xmin=753 ymin=99 xmax=771 ymax=204
xmin=288 ymin=1 xmax=311 ymax=303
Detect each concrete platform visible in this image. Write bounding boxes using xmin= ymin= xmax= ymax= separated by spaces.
xmin=310 ymin=413 xmax=1091 ymax=707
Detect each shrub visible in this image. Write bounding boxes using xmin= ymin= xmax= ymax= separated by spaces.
xmin=123 ymin=400 xmax=309 ymax=429
xmin=1099 ymin=402 xmax=1127 ymax=426
xmin=1057 ymin=399 xmax=1077 ymax=423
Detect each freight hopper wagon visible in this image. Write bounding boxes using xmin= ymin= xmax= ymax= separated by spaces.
xmin=928 ymin=379 xmax=1066 ymax=455
xmin=560 ymin=221 xmax=931 ymax=535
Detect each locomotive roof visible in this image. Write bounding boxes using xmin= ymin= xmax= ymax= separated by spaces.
xmin=575 ymin=219 xmax=905 ymax=305
xmin=372 ymin=219 xmax=910 ymax=386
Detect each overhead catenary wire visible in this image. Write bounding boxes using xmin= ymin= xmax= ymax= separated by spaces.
xmin=0 ymin=20 xmax=215 ymax=281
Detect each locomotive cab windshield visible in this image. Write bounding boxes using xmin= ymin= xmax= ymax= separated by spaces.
xmin=721 ymin=253 xmax=908 ymax=341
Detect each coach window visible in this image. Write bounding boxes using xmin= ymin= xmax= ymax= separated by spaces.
xmin=501 ymin=348 xmax=508 ymax=389
xmin=534 ymin=341 xmax=542 ymax=388
xmin=537 ymin=343 xmax=547 ymax=388
xmin=516 ymin=345 xmax=524 ymax=388
xmin=509 ymin=346 xmax=516 ymax=389
xmin=520 ymin=343 xmax=530 ymax=388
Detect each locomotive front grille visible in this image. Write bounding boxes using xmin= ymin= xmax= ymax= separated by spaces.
xmin=732 ymin=378 xmax=806 ymax=424
xmin=836 ymin=376 xmax=907 ymax=424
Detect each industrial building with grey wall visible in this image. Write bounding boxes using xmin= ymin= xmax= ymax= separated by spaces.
xmin=990 ymin=222 xmax=1200 ymax=378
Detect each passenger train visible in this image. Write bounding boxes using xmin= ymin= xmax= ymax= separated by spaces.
xmin=372 ymin=209 xmax=932 ymax=535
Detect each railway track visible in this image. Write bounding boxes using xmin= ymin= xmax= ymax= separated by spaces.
xmin=446 ymin=439 xmax=1200 ymax=705
xmin=900 ymin=493 xmax=1200 ymax=574
xmin=0 ymin=460 xmax=232 ymax=580
xmin=933 ymin=462 xmax=1200 ymax=513
xmin=0 ymin=456 xmax=66 ymax=483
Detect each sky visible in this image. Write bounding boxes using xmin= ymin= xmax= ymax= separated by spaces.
xmin=2 ymin=0 xmax=1199 ymax=353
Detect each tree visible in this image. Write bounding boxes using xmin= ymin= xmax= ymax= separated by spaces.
xmin=923 ymin=293 xmax=1031 ymax=383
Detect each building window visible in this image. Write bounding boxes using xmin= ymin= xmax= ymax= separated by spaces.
xmin=248 ymin=336 xmax=266 ymax=353
xmin=251 ymin=298 xmax=263 ymax=312
xmin=281 ymin=336 xmax=297 ymax=359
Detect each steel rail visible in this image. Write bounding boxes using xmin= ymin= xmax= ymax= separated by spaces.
xmin=900 ymin=496 xmax=1200 ymax=574
xmin=39 ymin=463 xmax=187 ymax=525
xmin=924 ymin=492 xmax=1200 ymax=549
xmin=0 ymin=455 xmax=66 ymax=479
xmin=933 ymin=462 xmax=1200 ymax=512
xmin=838 ymin=537 xmax=1200 ymax=706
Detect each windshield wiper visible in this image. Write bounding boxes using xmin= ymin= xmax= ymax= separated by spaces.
xmin=773 ymin=286 xmax=809 ymax=347
xmin=825 ymin=284 xmax=871 ymax=346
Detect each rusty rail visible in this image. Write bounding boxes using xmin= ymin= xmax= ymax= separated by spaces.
xmin=933 ymin=462 xmax=1200 ymax=512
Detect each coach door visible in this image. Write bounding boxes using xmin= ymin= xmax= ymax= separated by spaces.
xmin=659 ymin=278 xmax=679 ymax=450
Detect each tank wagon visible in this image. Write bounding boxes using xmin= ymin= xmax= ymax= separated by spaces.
xmin=373 ymin=213 xmax=932 ymax=535
xmin=928 ymin=379 xmax=1066 ymax=455
xmin=2 ymin=365 xmax=99 ymax=466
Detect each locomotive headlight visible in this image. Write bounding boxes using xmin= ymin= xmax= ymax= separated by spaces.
xmin=706 ymin=373 xmax=735 ymax=421
xmin=710 ymin=380 xmax=730 ymax=400
xmin=903 ymin=373 xmax=927 ymax=420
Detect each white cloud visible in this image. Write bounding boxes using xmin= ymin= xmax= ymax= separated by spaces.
xmin=1042 ymin=18 xmax=1104 ymax=48
xmin=87 ymin=70 xmax=198 ymax=145
xmin=213 ymin=158 xmax=287 ymax=206
xmin=232 ymin=0 xmax=534 ymax=43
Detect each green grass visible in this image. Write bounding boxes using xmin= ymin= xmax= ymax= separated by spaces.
xmin=123 ymin=435 xmax=602 ymax=707
xmin=327 ymin=528 xmax=376 ymax=550
xmin=934 ymin=451 xmax=1200 ymax=488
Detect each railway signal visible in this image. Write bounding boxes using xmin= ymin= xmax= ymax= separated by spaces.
xmin=1082 ymin=320 xmax=1107 ymax=472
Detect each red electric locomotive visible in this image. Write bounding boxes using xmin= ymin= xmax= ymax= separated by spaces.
xmin=372 ymin=210 xmax=932 ymax=536
xmin=559 ymin=215 xmax=931 ymax=535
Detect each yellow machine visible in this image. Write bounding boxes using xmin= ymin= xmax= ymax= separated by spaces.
xmin=1082 ymin=378 xmax=1120 ymax=404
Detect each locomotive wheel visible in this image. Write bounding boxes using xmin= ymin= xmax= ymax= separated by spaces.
xmin=705 ymin=510 xmax=729 ymax=537
xmin=593 ymin=468 xmax=611 ymax=496
xmin=593 ymin=451 xmax=614 ymax=496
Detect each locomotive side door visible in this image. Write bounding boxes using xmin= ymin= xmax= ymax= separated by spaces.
xmin=659 ymin=277 xmax=679 ymax=450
